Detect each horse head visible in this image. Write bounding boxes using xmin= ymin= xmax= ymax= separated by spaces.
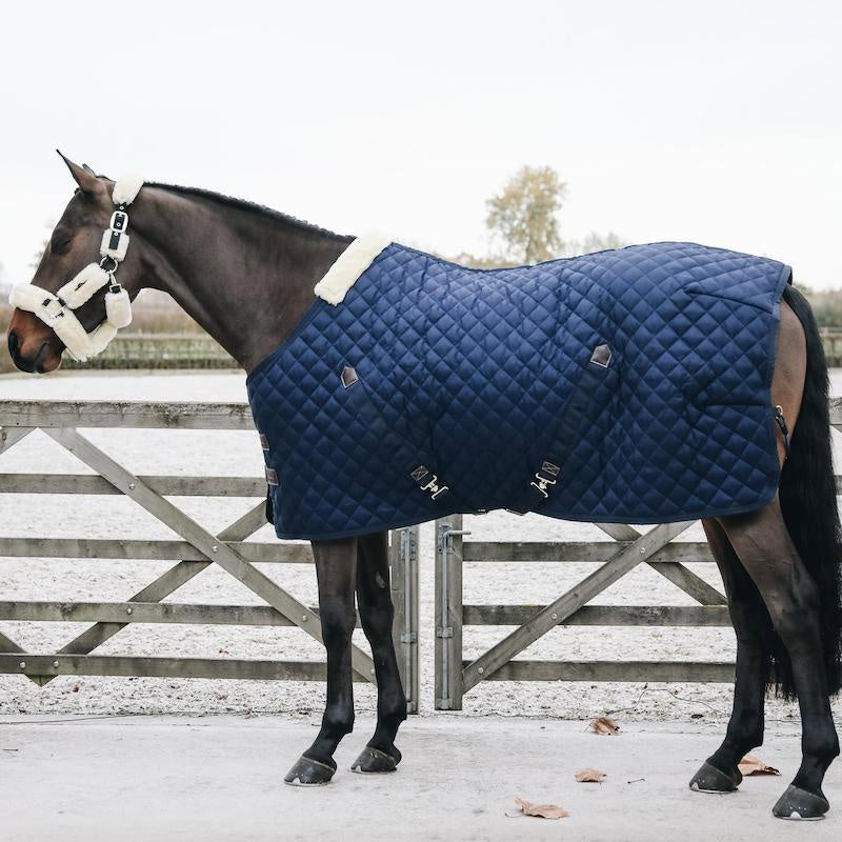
xmin=7 ymin=152 xmax=143 ymax=373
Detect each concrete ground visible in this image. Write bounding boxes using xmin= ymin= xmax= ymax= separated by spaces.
xmin=2 ymin=715 xmax=840 ymax=842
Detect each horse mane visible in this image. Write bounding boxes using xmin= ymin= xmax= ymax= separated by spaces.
xmin=145 ymin=182 xmax=352 ymax=243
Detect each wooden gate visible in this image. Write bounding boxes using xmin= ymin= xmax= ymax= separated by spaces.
xmin=434 ymin=396 xmax=842 ymax=710
xmin=0 ymin=400 xmax=419 ymax=712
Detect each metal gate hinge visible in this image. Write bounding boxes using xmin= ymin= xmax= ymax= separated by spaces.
xmin=437 ymin=626 xmax=453 ymax=639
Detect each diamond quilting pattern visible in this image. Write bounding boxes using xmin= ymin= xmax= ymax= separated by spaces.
xmin=247 ymin=241 xmax=791 ymax=540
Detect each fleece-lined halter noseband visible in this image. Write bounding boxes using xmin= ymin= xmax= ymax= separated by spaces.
xmin=9 ymin=176 xmax=142 ymax=361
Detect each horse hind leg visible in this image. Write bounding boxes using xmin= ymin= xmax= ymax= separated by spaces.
xmin=689 ymin=518 xmax=774 ymax=793
xmin=284 ymin=537 xmax=358 ymax=786
xmin=350 ymin=531 xmax=407 ymax=773
xmin=718 ymin=501 xmax=840 ymax=819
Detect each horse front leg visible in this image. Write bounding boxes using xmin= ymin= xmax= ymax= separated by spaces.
xmin=351 ymin=531 xmax=407 ymax=773
xmin=690 ymin=518 xmax=772 ymax=793
xmin=284 ymin=536 xmax=358 ymax=786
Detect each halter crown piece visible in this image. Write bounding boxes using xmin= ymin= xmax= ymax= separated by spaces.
xmin=9 ymin=175 xmax=143 ymax=361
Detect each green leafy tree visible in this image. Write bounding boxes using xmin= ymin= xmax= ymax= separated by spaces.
xmin=485 ymin=165 xmax=566 ymax=263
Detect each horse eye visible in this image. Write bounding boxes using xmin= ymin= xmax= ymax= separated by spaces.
xmin=50 ymin=231 xmax=73 ymax=254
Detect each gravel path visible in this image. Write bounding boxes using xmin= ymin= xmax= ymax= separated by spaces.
xmin=1 ymin=370 xmax=841 ymax=727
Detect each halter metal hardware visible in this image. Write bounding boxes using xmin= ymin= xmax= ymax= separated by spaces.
xmin=110 ymin=210 xmax=129 ymax=232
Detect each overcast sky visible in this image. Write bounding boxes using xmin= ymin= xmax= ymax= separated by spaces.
xmin=2 ymin=1 xmax=841 ymax=288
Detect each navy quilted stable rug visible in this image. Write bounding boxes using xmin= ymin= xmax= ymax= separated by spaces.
xmin=247 ymin=240 xmax=791 ymax=540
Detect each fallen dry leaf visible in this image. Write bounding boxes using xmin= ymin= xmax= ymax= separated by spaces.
xmin=575 ymin=768 xmax=607 ymax=783
xmin=512 ymin=797 xmax=570 ymax=819
xmin=589 ymin=716 xmax=620 ymax=736
xmin=738 ymin=754 xmax=781 ymax=777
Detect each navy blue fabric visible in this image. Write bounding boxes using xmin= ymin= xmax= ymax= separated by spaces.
xmin=247 ymin=242 xmax=791 ymax=540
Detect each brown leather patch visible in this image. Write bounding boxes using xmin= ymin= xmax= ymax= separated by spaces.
xmin=590 ymin=343 xmax=612 ymax=368
xmin=265 ymin=467 xmax=279 ymax=486
xmin=340 ymin=365 xmax=359 ymax=388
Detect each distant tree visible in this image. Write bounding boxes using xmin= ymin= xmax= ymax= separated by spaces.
xmin=579 ymin=231 xmax=628 ymax=254
xmin=445 ymin=251 xmax=517 ymax=269
xmin=565 ymin=231 xmax=629 ymax=257
xmin=797 ymin=284 xmax=842 ymax=327
xmin=485 ymin=165 xmax=566 ymax=263
xmin=30 ymin=238 xmax=48 ymax=271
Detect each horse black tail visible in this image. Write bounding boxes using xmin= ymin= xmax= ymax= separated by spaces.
xmin=775 ymin=284 xmax=842 ymax=697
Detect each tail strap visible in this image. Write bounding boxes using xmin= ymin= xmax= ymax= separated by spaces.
xmin=774 ymin=405 xmax=791 ymax=459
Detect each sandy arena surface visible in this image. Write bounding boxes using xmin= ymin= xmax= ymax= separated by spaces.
xmin=1 ymin=370 xmax=842 ymax=729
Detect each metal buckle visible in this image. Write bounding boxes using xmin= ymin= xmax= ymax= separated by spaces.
xmin=410 ymin=464 xmax=449 ymax=500
xmin=530 ymin=461 xmax=560 ymax=499
xmin=99 ymin=255 xmax=118 ymax=273
xmin=110 ymin=210 xmax=129 ymax=233
xmin=42 ymin=297 xmax=64 ymax=319
xmin=421 ymin=475 xmax=449 ymax=500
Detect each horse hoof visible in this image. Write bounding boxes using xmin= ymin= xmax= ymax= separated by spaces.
xmin=350 ymin=745 xmax=401 ymax=774
xmin=284 ymin=755 xmax=337 ymax=786
xmin=772 ymin=785 xmax=829 ymax=820
xmin=689 ymin=761 xmax=741 ymax=793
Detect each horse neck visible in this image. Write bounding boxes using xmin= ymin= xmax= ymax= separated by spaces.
xmin=130 ymin=186 xmax=350 ymax=373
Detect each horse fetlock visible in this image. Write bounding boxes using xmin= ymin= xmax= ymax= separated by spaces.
xmin=378 ymin=688 xmax=408 ymax=722
xmin=322 ymin=706 xmax=355 ymax=737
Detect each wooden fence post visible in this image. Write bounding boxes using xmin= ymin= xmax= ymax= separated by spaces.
xmin=390 ymin=525 xmax=420 ymax=714
xmin=435 ymin=514 xmax=467 ymax=710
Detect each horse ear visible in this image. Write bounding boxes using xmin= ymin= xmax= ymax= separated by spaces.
xmin=56 ymin=149 xmax=105 ymax=197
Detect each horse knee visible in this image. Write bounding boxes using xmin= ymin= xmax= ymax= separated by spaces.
xmin=359 ymin=599 xmax=395 ymax=639
xmin=318 ymin=599 xmax=356 ymax=648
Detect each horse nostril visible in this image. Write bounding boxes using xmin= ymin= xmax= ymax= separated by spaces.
xmin=8 ymin=330 xmax=19 ymax=358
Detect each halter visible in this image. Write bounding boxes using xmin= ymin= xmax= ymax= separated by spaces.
xmin=8 ymin=175 xmax=143 ymax=362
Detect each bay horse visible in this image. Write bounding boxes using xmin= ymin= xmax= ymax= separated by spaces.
xmin=7 ymin=154 xmax=841 ymax=820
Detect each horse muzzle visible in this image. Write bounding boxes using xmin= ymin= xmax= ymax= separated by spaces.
xmin=6 ymin=309 xmax=65 ymax=373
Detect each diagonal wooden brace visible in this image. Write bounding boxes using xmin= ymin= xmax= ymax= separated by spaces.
xmin=21 ymin=504 xmax=269 ymax=688
xmin=595 ymin=520 xmax=723 ymax=604
xmin=462 ymin=520 xmax=695 ymax=691
xmin=0 ymin=428 xmax=38 ymax=662
xmin=44 ymin=427 xmax=375 ymax=682
xmin=0 ymin=427 xmax=34 ymax=455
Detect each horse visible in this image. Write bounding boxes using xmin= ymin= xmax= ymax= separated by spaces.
xmin=6 ymin=153 xmax=841 ymax=820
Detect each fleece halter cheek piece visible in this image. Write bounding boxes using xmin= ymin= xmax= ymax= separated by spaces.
xmin=8 ymin=175 xmax=143 ymax=362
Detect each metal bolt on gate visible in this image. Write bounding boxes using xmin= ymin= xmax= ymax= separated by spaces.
xmin=435 ymin=515 xmax=470 ymax=710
